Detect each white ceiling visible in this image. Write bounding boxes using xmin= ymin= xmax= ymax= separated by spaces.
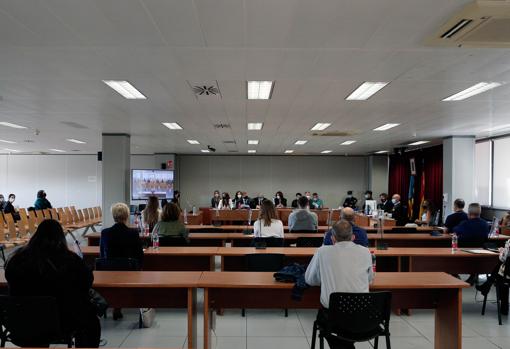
xmin=0 ymin=0 xmax=510 ymax=155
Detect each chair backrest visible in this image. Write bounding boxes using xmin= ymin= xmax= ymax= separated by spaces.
xmin=0 ymin=295 xmax=66 ymax=347
xmin=245 ymin=253 xmax=285 ymax=272
xmin=95 ymin=258 xmax=141 ymax=271
xmin=0 ymin=221 xmax=7 ymax=241
xmin=327 ymin=292 xmax=392 ymax=336
xmin=77 ymin=209 xmax=85 ymax=223
xmin=288 ymin=229 xmax=318 ymax=234
xmin=159 ymin=235 xmax=189 ymax=247
xmin=93 ymin=207 xmax=100 ymax=219
xmin=97 ymin=206 xmax=102 ymax=218
xmin=296 ymin=237 xmax=323 ymax=247
xmin=34 ymin=210 xmax=45 ymax=224
xmin=42 ymin=209 xmax=52 ymax=219
xmin=0 ymin=212 xmax=5 ymax=227
xmin=87 ymin=208 xmax=95 ymax=220
xmin=27 ymin=211 xmax=37 ymax=234
xmin=18 ymin=208 xmax=29 ymax=223
xmin=70 ymin=207 xmax=80 ymax=223
xmin=4 ymin=214 xmax=17 ymax=238
xmin=64 ymin=207 xmax=74 ymax=223
xmin=83 ymin=208 xmax=91 ymax=221
xmin=391 ymin=227 xmax=417 ymax=234
xmin=57 ymin=208 xmax=67 ymax=225
xmin=251 ymin=237 xmax=284 ymax=248
xmin=49 ymin=208 xmax=59 ymax=222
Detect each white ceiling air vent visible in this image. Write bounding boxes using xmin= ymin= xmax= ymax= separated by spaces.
xmin=426 ymin=1 xmax=510 ymax=48
xmin=311 ymin=131 xmax=356 ymax=137
xmin=187 ymin=80 xmax=222 ymax=100
xmin=213 ymin=123 xmax=231 ymax=129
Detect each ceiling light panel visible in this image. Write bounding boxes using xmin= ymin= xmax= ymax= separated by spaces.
xmin=0 ymin=139 xmax=16 ymax=144
xmin=0 ymin=122 xmax=27 ymax=129
xmin=247 ymin=123 xmax=263 ymax=130
xmin=49 ymin=149 xmax=66 ymax=152
xmin=341 ymin=140 xmax=356 ymax=145
xmin=248 ymin=150 xmax=257 ymax=153
xmin=294 ymin=140 xmax=308 ymax=145
xmin=66 ymin=138 xmax=86 ymax=144
xmin=103 ymin=80 xmax=147 ymax=99
xmin=443 ymin=82 xmax=503 ymax=101
xmin=187 ymin=140 xmax=200 ymax=144
xmin=321 ymin=150 xmax=332 ymax=154
xmin=310 ymin=123 xmax=331 ymax=131
xmin=201 ymin=149 xmax=210 ymax=153
xmin=162 ymin=122 xmax=183 ymax=130
xmin=284 ymin=150 xmax=294 ymax=154
xmin=248 ymin=140 xmax=259 ymax=145
xmin=247 ymin=81 xmax=274 ymax=100
xmin=3 ymin=148 xmax=19 ymax=152
xmin=408 ymin=140 xmax=430 ymax=146
xmin=373 ymin=123 xmax=400 ymax=131
xmin=375 ymin=150 xmax=389 ymax=154
xmin=346 ymin=82 xmax=389 ymax=100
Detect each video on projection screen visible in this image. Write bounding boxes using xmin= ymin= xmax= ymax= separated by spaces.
xmin=132 ymin=169 xmax=174 ymax=200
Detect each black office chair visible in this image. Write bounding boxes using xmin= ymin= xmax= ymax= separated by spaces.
xmin=0 ymin=295 xmax=74 ymax=348
xmin=296 ymin=237 xmax=323 ymax=247
xmin=243 ymin=253 xmax=287 ymax=317
xmin=288 ymin=229 xmax=318 ymax=234
xmin=312 ymin=292 xmax=392 ymax=349
xmin=250 ymin=237 xmax=284 ymax=248
xmin=159 ymin=235 xmax=189 ymax=247
xmin=95 ymin=258 xmax=141 ymax=271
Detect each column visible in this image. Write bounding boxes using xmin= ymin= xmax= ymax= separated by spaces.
xmin=442 ymin=136 xmax=475 ymax=216
xmin=367 ymin=155 xmax=389 ymax=195
xmin=102 ymin=133 xmax=130 ymax=227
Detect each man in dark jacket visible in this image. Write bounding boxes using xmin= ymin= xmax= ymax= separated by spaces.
xmin=342 ymin=190 xmax=358 ymax=209
xmin=377 ymin=193 xmax=394 ymax=213
xmin=34 ymin=190 xmax=52 ymax=209
xmin=453 ymin=202 xmax=490 ymax=246
xmin=323 ymin=207 xmax=368 ymax=247
xmin=444 ymin=198 xmax=468 ymax=233
xmin=391 ymin=194 xmax=408 ymax=226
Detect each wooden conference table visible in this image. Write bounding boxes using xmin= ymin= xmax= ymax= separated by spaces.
xmin=200 ymin=271 xmax=469 ymax=349
xmin=0 ymin=270 xmax=200 ymax=349
xmin=81 ymin=246 xmax=501 ymax=274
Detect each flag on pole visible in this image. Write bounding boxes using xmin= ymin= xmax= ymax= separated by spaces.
xmin=407 ymin=175 xmax=415 ymax=219
xmin=418 ymin=158 xmax=426 ymax=218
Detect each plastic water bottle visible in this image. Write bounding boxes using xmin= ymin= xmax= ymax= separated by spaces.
xmin=144 ymin=224 xmax=150 ymax=237
xmin=184 ymin=210 xmax=188 ymax=224
xmin=192 ymin=205 xmax=197 ymax=215
xmin=371 ymin=251 xmax=376 ymax=274
xmin=134 ymin=213 xmax=139 ymax=225
xmin=152 ymin=232 xmax=159 ymax=250
xmin=451 ymin=233 xmax=458 ymax=253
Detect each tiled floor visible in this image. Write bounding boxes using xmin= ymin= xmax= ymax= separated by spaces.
xmin=98 ymin=286 xmax=510 ymax=349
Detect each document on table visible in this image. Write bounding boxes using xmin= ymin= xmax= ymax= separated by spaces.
xmin=461 ymin=249 xmax=498 ymax=255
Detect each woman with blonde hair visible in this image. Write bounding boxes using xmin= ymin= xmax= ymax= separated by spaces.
xmin=141 ymin=196 xmax=161 ymax=233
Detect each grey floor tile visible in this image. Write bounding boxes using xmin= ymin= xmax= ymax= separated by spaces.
xmin=121 ymin=331 xmax=186 ymax=348
xmin=247 ymin=336 xmax=310 ymax=349
xmin=212 ymin=310 xmax=247 ymax=336
xmin=375 ymin=337 xmax=432 ymax=349
xmin=487 ymin=337 xmax=510 ymax=349
xmin=247 ymin=310 xmax=306 ymax=337
xmin=196 ymin=336 xmax=247 ymax=349
xmin=462 ymin=337 xmax=500 ymax=349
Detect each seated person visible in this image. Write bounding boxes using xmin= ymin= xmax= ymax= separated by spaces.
xmin=34 ymin=190 xmax=52 ymax=210
xmin=241 ymin=192 xmax=251 ymax=207
xmin=100 ymin=203 xmax=144 ymax=320
xmin=361 ymin=190 xmax=373 ymax=213
xmin=5 ymin=219 xmax=101 ymax=347
xmin=253 ymin=200 xmax=284 ymax=239
xmin=291 ymin=193 xmax=302 ymax=208
xmin=218 ymin=192 xmax=233 ymax=210
xmin=342 ymin=190 xmax=358 ymax=209
xmin=251 ymin=193 xmax=265 ymax=209
xmin=444 ymin=199 xmax=468 ymax=233
xmin=305 ymin=220 xmax=374 ymax=349
xmin=233 ymin=191 xmax=244 ymax=209
xmin=415 ymin=200 xmax=434 ymax=226
xmin=377 ymin=193 xmax=393 ymax=213
xmin=323 ymin=208 xmax=368 ymax=247
xmin=3 ymin=193 xmax=20 ymax=221
xmin=140 ymin=196 xmax=161 ymax=233
xmin=310 ymin=192 xmax=324 ymax=209
xmin=453 ymin=202 xmax=490 ymax=246
xmin=288 ymin=196 xmax=318 ymax=232
xmin=211 ymin=190 xmax=221 ymax=208
xmin=274 ymin=191 xmax=287 ymax=208
xmin=391 ymin=194 xmax=408 ymax=226
xmin=153 ymin=202 xmax=189 ymax=241
xmin=0 ymin=194 xmax=5 ymax=210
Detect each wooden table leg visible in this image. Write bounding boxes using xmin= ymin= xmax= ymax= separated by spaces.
xmin=187 ymin=287 xmax=197 ymax=349
xmin=435 ymin=288 xmax=462 ymax=349
xmin=203 ymin=288 xmax=211 ymax=349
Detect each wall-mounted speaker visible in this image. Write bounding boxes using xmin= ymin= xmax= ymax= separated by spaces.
xmin=97 ymin=151 xmax=102 ymax=161
xmin=161 ymin=163 xmax=167 ymax=169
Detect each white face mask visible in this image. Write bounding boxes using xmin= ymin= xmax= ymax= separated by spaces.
xmin=306 ymin=195 xmax=311 ymax=199
xmin=392 ymin=199 xmax=397 ymax=204
xmin=276 ymin=195 xmax=280 ymax=199
xmin=237 ymin=195 xmax=242 ymax=198
xmin=364 ymin=194 xmax=369 ymax=199
xmin=347 ymin=195 xmax=352 ymax=198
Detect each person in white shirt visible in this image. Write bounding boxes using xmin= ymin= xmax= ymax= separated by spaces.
xmin=305 ymin=220 xmax=374 ymax=349
xmin=218 ymin=192 xmax=233 ymax=210
xmin=253 ymin=200 xmax=284 ymax=239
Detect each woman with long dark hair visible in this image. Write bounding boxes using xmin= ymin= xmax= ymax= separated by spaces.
xmin=5 ymin=219 xmax=101 ymax=347
xmin=141 ymin=196 xmax=161 ymax=233
xmin=253 ymin=200 xmax=284 ymax=239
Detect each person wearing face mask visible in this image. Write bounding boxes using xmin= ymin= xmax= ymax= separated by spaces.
xmin=0 ymin=194 xmax=5 ymax=211
xmin=291 ymin=193 xmax=302 ymax=209
xmin=241 ymin=192 xmax=251 ymax=208
xmin=310 ymin=193 xmax=324 ymax=209
xmin=361 ymin=190 xmax=374 ymax=214
xmin=377 ymin=193 xmax=394 ymax=213
xmin=211 ymin=190 xmax=221 ymax=209
xmin=4 ymin=193 xmax=20 ymax=221
xmin=171 ymin=190 xmax=181 ymax=210
xmin=391 ymin=194 xmax=408 ymax=226
xmin=218 ymin=192 xmax=233 ymax=210
xmin=233 ymin=191 xmax=245 ymax=209
xmin=273 ymin=191 xmax=287 ymax=208
xmin=250 ymin=193 xmax=265 ymax=209
xmin=342 ymin=190 xmax=358 ymax=209
xmin=34 ymin=190 xmax=53 ymax=210
xmin=415 ymin=200 xmax=435 ymax=226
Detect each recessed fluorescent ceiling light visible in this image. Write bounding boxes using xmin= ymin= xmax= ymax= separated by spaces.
xmin=321 ymin=150 xmax=332 ymax=154
xmin=247 ymin=81 xmax=274 ymax=100
xmin=373 ymin=123 xmax=400 ymax=131
xmin=248 ymin=140 xmax=259 ymax=145
xmin=248 ymin=150 xmax=257 ymax=153
xmin=187 ymin=140 xmax=200 ymax=144
xmin=49 ymin=149 xmax=66 ymax=153
xmin=482 ymin=124 xmax=510 ymax=132
xmin=3 ymin=148 xmax=19 ymax=152
xmin=284 ymin=150 xmax=294 ymax=154
xmin=443 ymin=82 xmax=503 ymax=101
xmin=341 ymin=140 xmax=356 ymax=145
xmin=201 ymin=149 xmax=210 ymax=153
xmin=0 ymin=139 xmax=16 ymax=144
xmin=162 ymin=122 xmax=183 ymax=130
xmin=346 ymin=82 xmax=389 ymax=100
xmin=247 ymin=123 xmax=263 ymax=130
xmin=294 ymin=140 xmax=308 ymax=145
xmin=408 ymin=140 xmax=430 ymax=146
xmin=375 ymin=150 xmax=389 ymax=154
xmin=310 ymin=123 xmax=331 ymax=131
xmin=66 ymin=138 xmax=86 ymax=144
xmin=0 ymin=122 xmax=27 ymax=129
xmin=102 ymin=80 xmax=146 ymax=99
